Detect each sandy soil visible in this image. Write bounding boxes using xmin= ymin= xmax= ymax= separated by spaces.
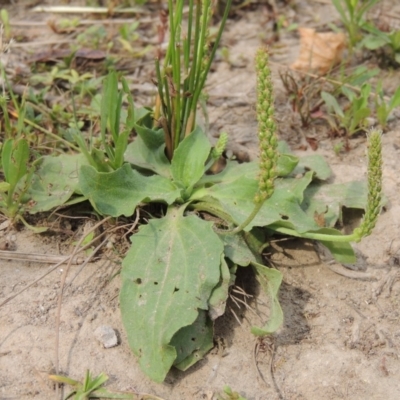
xmin=1 ymin=1 xmax=400 ymax=399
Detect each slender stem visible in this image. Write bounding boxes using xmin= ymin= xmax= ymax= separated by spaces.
xmin=182 ymin=0 xmax=202 ymax=137
xmin=174 ymin=41 xmax=182 ymax=149
xmin=267 ymin=224 xmax=357 ymax=242
xmin=160 ymin=116 xmax=172 ymax=160
xmin=191 ymin=0 xmax=232 ymax=113
xmin=194 ymin=0 xmax=209 ymax=86
xmin=219 ymin=201 xmax=264 ymax=236
xmin=185 ymin=0 xmax=194 ymax=72
xmin=22 ymin=117 xmax=80 ymax=151
xmin=163 ymin=74 xmax=172 ymax=121
xmin=190 ymin=201 xmax=234 ymax=226
xmin=165 ymin=0 xmax=175 ymax=69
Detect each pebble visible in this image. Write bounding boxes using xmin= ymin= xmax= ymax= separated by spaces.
xmin=94 ymin=325 xmax=118 ymax=348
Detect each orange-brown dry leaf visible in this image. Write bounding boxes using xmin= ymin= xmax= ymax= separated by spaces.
xmin=291 ymin=28 xmax=347 ymax=75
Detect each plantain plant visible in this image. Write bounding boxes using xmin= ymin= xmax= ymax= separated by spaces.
xmin=77 ymin=47 xmax=381 ymax=381
xmin=1 ymin=0 xmax=383 ymax=384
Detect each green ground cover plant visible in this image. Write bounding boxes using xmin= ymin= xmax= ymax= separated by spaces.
xmin=321 ymin=82 xmax=371 ymax=136
xmin=375 ymin=82 xmax=400 ymax=129
xmin=312 ymin=0 xmax=400 ymax=135
xmin=49 ymin=370 xmax=140 ymax=399
xmin=282 ymin=60 xmax=398 ymax=137
xmin=331 ymin=0 xmax=380 ymax=50
xmin=362 ymin=24 xmax=400 ymax=66
xmin=0 ymin=0 xmax=384 ymax=385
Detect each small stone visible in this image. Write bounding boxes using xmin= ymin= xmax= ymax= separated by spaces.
xmin=94 ymin=325 xmax=118 ymax=348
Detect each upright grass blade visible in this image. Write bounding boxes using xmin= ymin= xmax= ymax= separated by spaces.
xmin=156 ymin=0 xmax=232 ymax=159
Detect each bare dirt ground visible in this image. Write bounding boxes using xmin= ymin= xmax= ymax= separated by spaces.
xmin=1 ymin=1 xmax=400 ymax=399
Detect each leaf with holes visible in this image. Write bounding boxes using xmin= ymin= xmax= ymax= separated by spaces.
xmin=201 ymin=171 xmax=320 ymax=233
xmin=301 ymin=180 xmax=370 ymax=228
xmin=171 ymin=310 xmax=214 ymax=371
xmin=119 ymin=207 xmax=224 ymax=382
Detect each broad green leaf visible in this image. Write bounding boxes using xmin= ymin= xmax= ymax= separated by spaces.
xmin=125 ymin=136 xmax=171 ymax=178
xmin=218 ymin=232 xmax=258 ymax=267
xmin=362 ymin=34 xmax=387 ymax=50
xmin=250 ymin=261 xmax=283 ymax=335
xmin=171 ymin=126 xmax=211 ymax=191
xmin=2 ymin=138 xmax=29 ymax=188
xmin=294 ymin=154 xmax=332 ymax=180
xmin=199 ymin=153 xmax=298 ymax=189
xmin=218 ymin=228 xmax=265 ymax=267
xmin=171 ymin=310 xmax=214 ymax=371
xmin=197 ymin=160 xmax=259 ymax=187
xmin=27 ymin=154 xmax=88 ymax=213
xmin=208 ymin=257 xmax=232 ymax=320
xmin=134 ymin=124 xmax=165 ymax=149
xmin=302 ymin=180 xmax=368 ymax=228
xmin=120 ymin=208 xmax=224 ymax=382
xmin=276 ymin=153 xmax=299 ymax=177
xmin=79 ymin=164 xmax=181 ymax=217
xmin=203 ymin=171 xmax=319 ymax=233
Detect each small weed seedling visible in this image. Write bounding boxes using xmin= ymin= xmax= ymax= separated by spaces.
xmin=375 ymin=82 xmax=400 ymax=130
xmin=321 ymin=82 xmax=371 ymax=136
xmin=362 ymin=24 xmax=400 ymax=66
xmin=0 ymin=91 xmax=43 ymax=229
xmin=49 ymin=370 xmax=135 ymax=400
xmin=217 ymin=386 xmax=248 ymax=400
xmin=332 ymin=0 xmax=380 ymax=50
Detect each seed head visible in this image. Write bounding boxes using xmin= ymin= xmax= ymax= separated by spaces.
xmin=353 ymin=129 xmax=383 ymax=241
xmin=254 ymin=48 xmax=278 ymax=203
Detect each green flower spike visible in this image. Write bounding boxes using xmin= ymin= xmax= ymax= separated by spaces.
xmin=353 ymin=128 xmax=383 ymax=241
xmin=254 ymin=47 xmax=278 ymax=204
xmin=222 ymin=48 xmax=278 ymax=235
xmin=211 ymin=132 xmax=228 ymax=160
